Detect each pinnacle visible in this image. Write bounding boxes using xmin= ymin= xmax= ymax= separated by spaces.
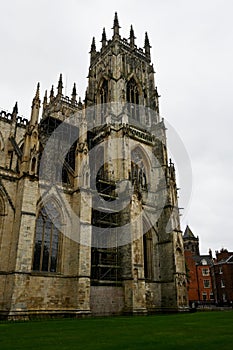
xmin=91 ymin=37 xmax=96 ymax=52
xmin=50 ymin=85 xmax=54 ymax=101
xmin=12 ymin=101 xmax=18 ymax=115
xmin=35 ymin=82 xmax=40 ymax=99
xmin=57 ymin=74 xmax=63 ymax=96
xmin=112 ymin=11 xmax=121 ymax=38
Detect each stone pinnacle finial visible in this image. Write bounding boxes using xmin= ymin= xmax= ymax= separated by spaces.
xmin=35 ymin=82 xmax=40 ymax=99
xmin=30 ymin=83 xmax=41 ymax=125
xmin=130 ymin=25 xmax=136 ymax=49
xmin=57 ymin=74 xmax=63 ymax=96
xmin=71 ymin=83 xmax=77 ymax=104
xmin=50 ymin=85 xmax=54 ymax=102
xmin=144 ymin=32 xmax=151 ymax=60
xmin=90 ymin=37 xmax=97 ymax=62
xmin=101 ymin=27 xmax=107 ymax=48
xmin=112 ymin=12 xmax=121 ymax=38
xmin=12 ymin=101 xmax=18 ymax=116
xmin=42 ymin=90 xmax=48 ymax=115
xmin=91 ymin=37 xmax=96 ymax=52
xmin=43 ymin=90 xmax=47 ymax=103
xmin=32 ymin=82 xmax=40 ymax=107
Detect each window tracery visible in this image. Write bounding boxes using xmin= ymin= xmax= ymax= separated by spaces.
xmin=32 ymin=203 xmax=61 ymax=273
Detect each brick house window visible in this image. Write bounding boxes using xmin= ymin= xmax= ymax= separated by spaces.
xmin=202 ymin=292 xmax=207 ymax=301
xmin=210 ymin=292 xmax=214 ymax=300
xmin=203 ymin=279 xmax=210 ymax=288
xmin=221 ymin=279 xmax=225 ymax=288
xmin=32 ymin=204 xmax=61 ymax=272
xmin=219 ymin=266 xmax=223 ymax=274
xmin=202 ymin=268 xmax=209 ymax=276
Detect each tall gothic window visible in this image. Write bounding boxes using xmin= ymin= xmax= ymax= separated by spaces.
xmin=126 ymin=78 xmax=139 ymax=120
xmin=100 ymin=80 xmax=108 ymax=123
xmin=143 ymin=231 xmax=153 ymax=280
xmin=32 ymin=204 xmax=61 ymax=273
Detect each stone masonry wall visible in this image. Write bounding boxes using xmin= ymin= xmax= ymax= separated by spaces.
xmin=90 ymin=286 xmax=124 ymax=316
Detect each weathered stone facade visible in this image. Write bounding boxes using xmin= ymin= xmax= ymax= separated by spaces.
xmin=0 ymin=14 xmax=188 ymax=319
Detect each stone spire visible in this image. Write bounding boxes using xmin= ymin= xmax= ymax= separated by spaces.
xmin=12 ymin=102 xmax=18 ymax=120
xmin=144 ymin=32 xmax=151 ymax=60
xmin=30 ymin=82 xmax=40 ymax=125
xmin=112 ymin=12 xmax=121 ymax=39
xmin=90 ymin=37 xmax=96 ymax=61
xmin=130 ymin=25 xmax=136 ymax=49
xmin=9 ymin=101 xmax=18 ymax=139
xmin=101 ymin=27 xmax=107 ymax=48
xmin=71 ymin=83 xmax=77 ymax=105
xmin=50 ymin=85 xmax=54 ymax=102
xmin=42 ymin=90 xmax=48 ymax=114
xmin=57 ymin=74 xmax=63 ymax=97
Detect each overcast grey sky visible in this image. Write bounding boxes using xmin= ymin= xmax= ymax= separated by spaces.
xmin=0 ymin=0 xmax=232 ymax=254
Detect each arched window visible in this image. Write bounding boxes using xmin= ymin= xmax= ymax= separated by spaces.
xmin=32 ymin=203 xmax=61 ymax=272
xmin=126 ymin=78 xmax=139 ymax=120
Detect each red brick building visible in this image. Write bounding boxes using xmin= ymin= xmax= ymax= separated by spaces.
xmin=183 ymin=226 xmax=214 ymax=305
xmin=212 ymin=249 xmax=233 ymax=305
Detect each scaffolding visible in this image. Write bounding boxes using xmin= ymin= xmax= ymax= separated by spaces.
xmin=91 ymin=177 xmax=122 ymax=286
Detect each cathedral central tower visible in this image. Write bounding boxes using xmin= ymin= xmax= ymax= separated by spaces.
xmin=86 ymin=13 xmax=160 ymax=127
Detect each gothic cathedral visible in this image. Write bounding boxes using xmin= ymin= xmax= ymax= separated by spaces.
xmin=0 ymin=14 xmax=188 ymax=319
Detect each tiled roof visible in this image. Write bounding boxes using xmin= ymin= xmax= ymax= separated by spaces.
xmin=192 ymin=255 xmax=214 ymax=266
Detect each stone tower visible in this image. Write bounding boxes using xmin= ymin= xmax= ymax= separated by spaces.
xmin=183 ymin=225 xmax=200 ymax=255
xmin=0 ymin=14 xmax=188 ymax=319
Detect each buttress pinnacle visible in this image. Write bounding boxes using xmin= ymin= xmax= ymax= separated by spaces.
xmin=112 ymin=12 xmax=121 ymax=38
xmin=144 ymin=32 xmax=151 ymax=60
xmin=130 ymin=25 xmax=136 ymax=48
xmin=101 ymin=28 xmax=107 ymax=48
xmin=71 ymin=83 xmax=77 ymax=104
xmin=12 ymin=102 xmax=18 ymax=116
xmin=57 ymin=74 xmax=63 ymax=96
xmin=50 ymin=85 xmax=54 ymax=102
xmin=90 ymin=37 xmax=96 ymax=52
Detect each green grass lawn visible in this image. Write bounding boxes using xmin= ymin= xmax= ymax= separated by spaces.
xmin=0 ymin=311 xmax=233 ymax=350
